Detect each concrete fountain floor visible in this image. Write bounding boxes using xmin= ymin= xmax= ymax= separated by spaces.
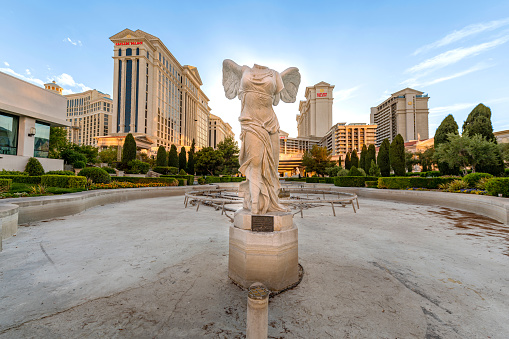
xmin=0 ymin=195 xmax=508 ymax=338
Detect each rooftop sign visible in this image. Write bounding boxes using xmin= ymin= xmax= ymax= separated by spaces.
xmin=115 ymin=42 xmax=143 ymax=46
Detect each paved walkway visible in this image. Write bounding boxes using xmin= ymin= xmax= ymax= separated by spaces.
xmin=0 ymin=195 xmax=507 ymax=338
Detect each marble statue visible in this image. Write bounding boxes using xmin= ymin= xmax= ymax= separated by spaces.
xmin=222 ymin=59 xmax=301 ymax=214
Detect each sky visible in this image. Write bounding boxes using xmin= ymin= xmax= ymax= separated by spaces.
xmin=1 ymin=0 xmax=509 ymax=140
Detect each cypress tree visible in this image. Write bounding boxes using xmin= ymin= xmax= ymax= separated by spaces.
xmin=360 ymin=144 xmax=368 ymax=173
xmin=179 ymin=147 xmax=187 ymax=172
xmin=462 ymin=103 xmax=496 ymax=141
xmin=377 ymin=138 xmax=391 ymax=177
xmin=168 ymin=144 xmax=179 ymax=168
xmin=187 ymin=139 xmax=195 ymax=174
xmin=156 ymin=146 xmax=167 ymax=167
xmin=345 ymin=152 xmax=351 ymax=170
xmin=351 ymin=149 xmax=359 ymax=168
xmin=390 ymin=134 xmax=406 ymax=176
xmin=462 ymin=104 xmax=504 ymax=175
xmin=434 ymin=114 xmax=459 ymax=175
xmin=366 ymin=144 xmax=376 ymax=174
xmin=121 ymin=133 xmax=137 ymax=167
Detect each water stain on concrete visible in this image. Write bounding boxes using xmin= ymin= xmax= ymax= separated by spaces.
xmin=428 ymin=207 xmax=508 ymax=256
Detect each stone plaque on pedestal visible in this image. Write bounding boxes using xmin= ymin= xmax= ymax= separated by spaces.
xmin=251 ymin=216 xmax=274 ymax=232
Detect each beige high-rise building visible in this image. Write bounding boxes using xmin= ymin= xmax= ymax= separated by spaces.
xmin=209 ymin=113 xmax=234 ymax=149
xmin=370 ymin=88 xmax=429 ymax=146
xmin=108 ymin=29 xmax=211 ymax=154
xmin=320 ymin=122 xmax=377 ymax=164
xmin=65 ymin=89 xmax=113 ymax=146
xmin=297 ymin=81 xmax=334 ymax=138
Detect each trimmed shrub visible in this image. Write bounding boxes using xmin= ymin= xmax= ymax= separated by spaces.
xmin=220 ymin=176 xmax=232 ymax=182
xmin=179 ymin=169 xmax=187 ymax=175
xmin=78 ymin=167 xmax=111 ymax=184
xmin=25 ymin=157 xmax=45 ymax=176
xmin=45 ymin=170 xmax=75 ymax=176
xmin=485 ymin=178 xmax=509 ymax=197
xmin=334 ymin=176 xmax=377 ymax=187
xmin=126 ymin=160 xmax=150 ymax=174
xmin=121 ymin=133 xmax=137 ymax=167
xmin=462 ymin=172 xmax=493 ymax=188
xmin=505 ymin=168 xmax=509 ymax=177
xmin=306 ymin=177 xmax=320 ymax=183
xmin=348 ymin=166 xmax=363 ymax=176
xmin=0 ymin=179 xmax=12 ymax=191
xmin=177 ymin=178 xmax=186 ymax=186
xmin=0 ymin=170 xmax=27 ymax=175
xmin=161 ymin=175 xmax=194 ymax=185
xmin=41 ymin=175 xmax=87 ymax=188
xmin=443 ymin=179 xmax=468 ymax=192
xmin=102 ymin=167 xmax=116 ymax=174
xmin=152 ymin=166 xmax=178 ymax=175
xmin=365 ymin=180 xmax=378 ymax=188
xmin=231 ymin=177 xmax=245 ymax=182
xmin=74 ymin=161 xmax=86 ymax=169
xmin=419 ymin=171 xmax=441 ymax=177
xmin=378 ymin=177 xmax=456 ymax=189
xmin=337 ymin=168 xmax=350 ymax=177
xmin=205 ymin=176 xmax=221 ymax=183
xmin=198 ymin=177 xmax=206 ymax=185
xmin=112 ymin=177 xmax=176 ymax=184
xmin=0 ymin=175 xmax=42 ymax=184
xmin=156 ymin=146 xmax=167 ymax=167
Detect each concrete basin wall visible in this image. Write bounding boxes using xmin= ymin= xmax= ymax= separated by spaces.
xmin=0 ymin=185 xmax=212 ymax=246
xmin=308 ymin=184 xmax=509 ymax=225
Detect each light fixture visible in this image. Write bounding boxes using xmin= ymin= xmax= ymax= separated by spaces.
xmin=28 ymin=127 xmax=36 ymax=137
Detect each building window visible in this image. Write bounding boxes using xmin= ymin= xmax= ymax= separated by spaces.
xmin=126 ymin=48 xmax=132 ymax=56
xmin=136 ymin=48 xmax=139 ymax=56
xmin=34 ymin=122 xmax=50 ymax=158
xmin=0 ymin=112 xmax=19 ymax=155
xmin=118 ymin=49 xmax=122 ymax=56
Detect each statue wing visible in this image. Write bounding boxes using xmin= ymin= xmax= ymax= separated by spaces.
xmin=280 ymin=67 xmax=301 ymax=103
xmin=222 ymin=59 xmax=243 ymax=100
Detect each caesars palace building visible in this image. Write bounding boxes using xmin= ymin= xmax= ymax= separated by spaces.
xmin=101 ymin=29 xmax=211 ymax=153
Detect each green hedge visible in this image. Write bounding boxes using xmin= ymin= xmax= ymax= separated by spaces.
xmin=112 ymin=177 xmax=178 ymax=184
xmin=45 ymin=170 xmax=75 ymax=176
xmin=161 ymin=175 xmax=194 ymax=185
xmin=462 ymin=173 xmax=493 ymax=187
xmin=334 ymin=176 xmax=378 ymax=187
xmin=378 ymin=177 xmax=456 ymax=189
xmin=285 ymin=177 xmax=306 ymax=182
xmin=176 ymin=179 xmax=186 ymax=186
xmin=0 ymin=179 xmax=12 ymax=191
xmin=0 ymin=175 xmax=42 ymax=184
xmin=152 ymin=166 xmax=178 ymax=175
xmin=41 ymin=175 xmax=87 ymax=188
xmin=419 ymin=171 xmax=441 ymax=177
xmin=78 ymin=167 xmax=111 ymax=184
xmin=365 ymin=180 xmax=378 ymax=188
xmin=203 ymin=176 xmax=244 ymax=183
xmin=305 ymin=177 xmax=334 ymax=184
xmin=485 ymin=178 xmax=509 ymax=197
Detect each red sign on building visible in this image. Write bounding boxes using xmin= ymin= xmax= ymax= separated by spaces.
xmin=115 ymin=42 xmax=143 ymax=46
xmin=317 ymin=93 xmax=327 ymax=97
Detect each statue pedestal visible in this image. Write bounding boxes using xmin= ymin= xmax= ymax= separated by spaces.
xmin=229 ymin=209 xmax=299 ymax=292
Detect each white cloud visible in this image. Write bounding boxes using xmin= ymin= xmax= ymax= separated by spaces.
xmin=0 ymin=67 xmax=45 ymax=86
xmin=402 ymin=63 xmax=491 ymax=87
xmin=413 ymin=18 xmax=509 ymax=55
xmin=429 ymin=103 xmax=476 ymax=117
xmin=25 ymin=69 xmax=31 ymax=75
xmin=377 ymin=90 xmax=391 ymax=102
xmin=406 ymin=35 xmax=509 ymax=74
xmin=334 ymin=85 xmax=361 ymax=102
xmin=54 ymin=73 xmax=91 ymax=92
xmin=64 ymin=37 xmax=82 ymax=46
xmin=4 ymin=62 xmax=9 ymax=67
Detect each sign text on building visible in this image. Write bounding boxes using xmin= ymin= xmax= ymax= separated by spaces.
xmin=115 ymin=42 xmax=143 ymax=46
xmin=317 ymin=92 xmax=327 ymax=97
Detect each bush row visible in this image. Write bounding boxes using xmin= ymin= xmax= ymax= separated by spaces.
xmin=485 ymin=178 xmax=509 ymax=197
xmin=41 ymin=175 xmax=87 ymax=188
xmin=204 ymin=176 xmax=245 ymax=183
xmin=378 ymin=177 xmax=456 ymax=189
xmin=0 ymin=175 xmax=42 ymax=184
xmin=334 ymin=176 xmax=378 ymax=187
xmin=305 ymin=177 xmax=334 ymax=184
xmin=284 ymin=177 xmax=307 ymax=182
xmin=112 ymin=177 xmax=180 ymax=185
xmin=161 ymin=175 xmax=194 ymax=185
xmin=0 ymin=179 xmax=12 ymax=191
xmin=152 ymin=166 xmax=179 ymax=175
